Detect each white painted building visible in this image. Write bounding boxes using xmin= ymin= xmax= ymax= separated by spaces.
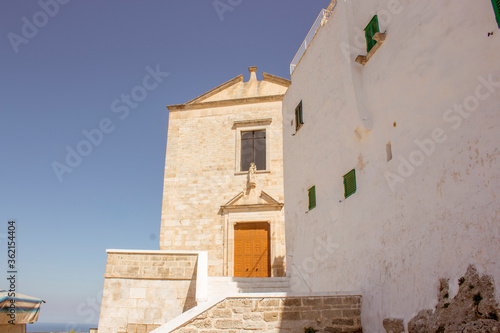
xmin=282 ymin=0 xmax=500 ymax=331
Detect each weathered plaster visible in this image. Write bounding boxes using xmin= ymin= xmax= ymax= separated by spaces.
xmin=283 ymin=1 xmax=500 ymax=331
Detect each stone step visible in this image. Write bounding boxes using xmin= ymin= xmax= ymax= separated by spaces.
xmin=208 ymin=277 xmax=290 ymax=285
xmin=207 ymin=277 xmax=290 ymax=294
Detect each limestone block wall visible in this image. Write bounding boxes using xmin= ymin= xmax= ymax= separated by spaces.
xmin=98 ymin=251 xmax=199 ymax=333
xmin=160 ymin=99 xmax=287 ymax=276
xmin=170 ymin=295 xmax=362 ymax=333
xmin=104 ymin=252 xmax=197 ymax=279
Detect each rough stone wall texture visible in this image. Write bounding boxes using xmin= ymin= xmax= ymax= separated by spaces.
xmin=407 ymin=265 xmax=500 ymax=333
xmin=160 ymin=73 xmax=288 ymax=277
xmin=170 ymin=296 xmax=362 ymax=333
xmin=124 ymin=323 xmax=160 ymax=333
xmin=104 ymin=253 xmax=197 ymax=279
xmin=98 ymin=252 xmax=198 ymax=333
xmin=382 ymin=318 xmax=404 ymax=333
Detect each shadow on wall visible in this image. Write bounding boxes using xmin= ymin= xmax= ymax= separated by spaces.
xmin=273 ymin=255 xmax=286 ymax=277
xmin=182 ymin=259 xmax=198 ymax=312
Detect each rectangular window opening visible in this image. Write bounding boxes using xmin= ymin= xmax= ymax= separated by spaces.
xmin=364 ymin=15 xmax=380 ymax=53
xmin=240 ymin=130 xmax=266 ymax=172
xmin=343 ymin=169 xmax=357 ymax=199
xmin=386 ymin=141 xmax=392 ymax=162
xmin=295 ymin=101 xmax=304 ymax=131
xmin=308 ymin=186 xmax=316 ymax=210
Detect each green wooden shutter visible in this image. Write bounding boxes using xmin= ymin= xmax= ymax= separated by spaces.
xmin=493 ymin=0 xmax=500 ymax=28
xmin=295 ymin=101 xmax=303 ymax=131
xmin=365 ymin=15 xmax=380 ymax=52
xmin=343 ymin=169 xmax=357 ymax=198
xmin=308 ymin=186 xmax=316 ymax=210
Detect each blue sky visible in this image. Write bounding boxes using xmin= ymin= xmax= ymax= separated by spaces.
xmin=0 ymin=0 xmax=331 ymax=326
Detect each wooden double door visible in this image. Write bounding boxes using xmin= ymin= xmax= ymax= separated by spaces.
xmin=234 ymin=222 xmax=270 ymax=277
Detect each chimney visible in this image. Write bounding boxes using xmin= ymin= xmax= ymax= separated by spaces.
xmin=248 ymin=66 xmax=257 ymax=81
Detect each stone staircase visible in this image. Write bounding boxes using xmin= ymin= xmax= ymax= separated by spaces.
xmin=207 ymin=276 xmax=291 ymax=299
xmin=153 ymin=294 xmax=363 ymax=333
xmin=151 ymin=277 xmax=291 ymax=333
xmin=151 ymin=277 xmax=363 ymax=333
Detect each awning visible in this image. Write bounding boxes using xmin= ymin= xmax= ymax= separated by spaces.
xmin=0 ymin=290 xmax=44 ymax=324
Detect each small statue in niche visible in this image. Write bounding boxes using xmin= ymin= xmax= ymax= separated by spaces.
xmin=248 ymin=162 xmax=257 ymax=189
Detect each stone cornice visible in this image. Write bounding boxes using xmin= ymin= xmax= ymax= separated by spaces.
xmin=220 ymin=203 xmax=284 ymax=213
xmin=220 ymin=190 xmax=284 ymax=213
xmin=167 ymin=94 xmax=285 ymax=112
xmin=232 ymin=118 xmax=272 ymax=129
xmin=262 ymin=72 xmax=291 ymax=87
xmin=185 ymin=75 xmax=244 ymax=105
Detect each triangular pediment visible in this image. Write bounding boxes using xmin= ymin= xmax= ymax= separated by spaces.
xmin=221 ymin=189 xmax=283 ymax=212
xmin=167 ymin=68 xmax=290 ymax=111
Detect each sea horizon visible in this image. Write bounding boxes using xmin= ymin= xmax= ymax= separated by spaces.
xmin=26 ymin=321 xmax=98 ymax=332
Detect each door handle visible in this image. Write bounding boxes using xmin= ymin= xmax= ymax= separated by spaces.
xmin=256 ymin=268 xmax=258 ymax=271
xmin=246 ymin=268 xmax=249 ymax=271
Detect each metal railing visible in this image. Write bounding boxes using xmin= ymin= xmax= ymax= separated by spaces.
xmin=290 ymin=2 xmax=337 ymax=75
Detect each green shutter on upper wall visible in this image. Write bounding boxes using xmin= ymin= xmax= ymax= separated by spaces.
xmin=308 ymin=186 xmax=316 ymax=210
xmin=343 ymin=169 xmax=357 ymax=199
xmin=493 ymin=0 xmax=500 ymax=28
xmin=365 ymin=15 xmax=380 ymax=53
xmin=295 ymin=101 xmax=303 ymax=131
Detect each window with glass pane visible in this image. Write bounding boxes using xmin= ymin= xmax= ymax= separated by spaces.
xmin=241 ymin=130 xmax=266 ymax=171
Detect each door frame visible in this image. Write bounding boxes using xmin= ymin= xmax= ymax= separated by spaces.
xmin=222 ymin=210 xmax=283 ymax=277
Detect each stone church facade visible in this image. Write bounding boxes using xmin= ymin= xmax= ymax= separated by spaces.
xmin=97 ymin=68 xmax=303 ymax=333
xmin=159 ymin=66 xmax=289 ymax=278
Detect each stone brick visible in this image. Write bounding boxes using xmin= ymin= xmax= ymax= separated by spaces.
xmin=300 ymin=310 xmax=322 ymax=320
xmin=282 ymin=311 xmax=301 ymax=320
xmin=209 ymin=308 xmax=232 ymax=318
xmin=342 ymin=309 xmax=361 ymax=317
xmin=135 ymin=324 xmax=147 ymax=333
xmin=342 ymin=297 xmax=361 ymax=305
xmin=332 ymin=318 xmax=355 ymax=326
xmin=283 ymin=298 xmax=302 ymax=307
xmin=225 ymin=299 xmax=255 ymax=308
xmin=213 ymin=319 xmax=244 ymax=329
xmin=231 ymin=306 xmax=253 ymax=314
xmin=264 ymin=312 xmax=280 ymax=322
xmin=244 ymin=321 xmax=267 ymax=330
xmin=145 ymin=324 xmax=159 ymax=333
xmin=322 ymin=309 xmax=343 ymax=317
xmin=324 ymin=297 xmax=343 ymax=305
xmin=242 ymin=312 xmax=263 ymax=321
xmin=191 ymin=319 xmax=213 ymax=329
xmin=259 ymin=299 xmax=280 ymax=307
xmin=302 ymin=298 xmax=323 ymax=306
